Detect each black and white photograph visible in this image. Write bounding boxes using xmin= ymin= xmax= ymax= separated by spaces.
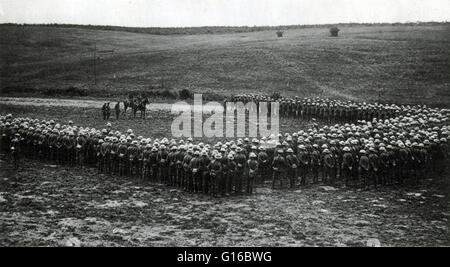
xmin=0 ymin=0 xmax=449 ymax=250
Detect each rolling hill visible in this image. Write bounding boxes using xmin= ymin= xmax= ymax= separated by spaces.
xmin=1 ymin=24 xmax=450 ymax=106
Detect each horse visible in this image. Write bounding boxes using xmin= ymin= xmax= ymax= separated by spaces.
xmin=123 ymin=99 xmax=132 ymax=114
xmin=138 ymin=97 xmax=149 ymax=119
xmin=132 ymin=99 xmax=139 ymax=118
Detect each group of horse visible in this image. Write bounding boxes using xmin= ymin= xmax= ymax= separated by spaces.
xmin=102 ymin=96 xmax=150 ymax=120
xmin=123 ymin=96 xmax=150 ymax=119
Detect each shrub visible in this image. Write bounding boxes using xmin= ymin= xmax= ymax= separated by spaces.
xmin=160 ymin=89 xmax=178 ymax=99
xmin=179 ymin=89 xmax=194 ymax=100
xmin=276 ymin=31 xmax=283 ymax=37
xmin=330 ymin=27 xmax=340 ymax=37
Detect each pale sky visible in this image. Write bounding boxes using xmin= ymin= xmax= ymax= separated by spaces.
xmin=1 ymin=0 xmax=449 ymax=27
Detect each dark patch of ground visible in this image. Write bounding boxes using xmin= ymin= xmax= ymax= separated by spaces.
xmin=0 ymin=156 xmax=448 ymax=247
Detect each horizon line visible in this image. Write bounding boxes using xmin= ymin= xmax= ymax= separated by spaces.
xmin=1 ymin=20 xmax=449 ymax=29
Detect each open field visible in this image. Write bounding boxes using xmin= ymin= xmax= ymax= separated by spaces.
xmin=1 ymin=24 xmax=450 ymax=106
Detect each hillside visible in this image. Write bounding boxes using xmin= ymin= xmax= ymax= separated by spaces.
xmin=1 ymin=24 xmax=450 ymax=105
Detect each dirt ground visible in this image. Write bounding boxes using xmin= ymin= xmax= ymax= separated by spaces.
xmin=0 ymin=155 xmax=449 ymax=247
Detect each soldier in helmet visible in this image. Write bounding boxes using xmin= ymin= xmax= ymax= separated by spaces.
xmin=97 ymin=139 xmax=105 ymax=173
xmin=189 ymin=151 xmax=202 ymax=193
xmin=10 ymin=133 xmax=20 ymax=168
xmin=142 ymin=144 xmax=152 ymax=181
xmin=322 ymin=148 xmax=335 ymax=185
xmin=52 ymin=130 xmax=62 ymax=164
xmin=200 ymin=150 xmax=211 ymax=194
xmin=297 ymin=144 xmax=310 ymax=186
xmin=149 ymin=146 xmax=159 ymax=181
xmin=378 ymin=146 xmax=390 ymax=185
xmin=158 ymin=145 xmax=170 ymax=184
xmin=176 ymin=146 xmax=186 ymax=187
xmin=368 ymin=147 xmax=379 ymax=188
xmin=64 ymin=131 xmax=76 ymax=165
xmin=341 ymin=146 xmax=354 ymax=187
xmin=182 ymin=149 xmax=193 ymax=190
xmin=127 ymin=140 xmax=139 ymax=176
xmin=285 ymin=148 xmax=299 ymax=188
xmin=76 ymin=131 xmax=87 ymax=167
xmin=358 ymin=150 xmax=370 ymax=189
xmin=257 ymin=146 xmax=270 ymax=183
xmin=310 ymin=144 xmax=321 ymax=183
xmin=247 ymin=152 xmax=259 ymax=194
xmin=234 ymin=147 xmax=247 ymax=194
xmin=208 ymin=153 xmax=223 ymax=197
xmin=225 ymin=153 xmax=237 ymax=195
xmin=272 ymin=149 xmax=286 ymax=189
xmin=397 ymin=142 xmax=409 ymax=184
xmin=117 ymin=139 xmax=128 ymax=176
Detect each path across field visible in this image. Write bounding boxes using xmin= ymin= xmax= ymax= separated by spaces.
xmin=0 ymin=97 xmax=222 ymax=113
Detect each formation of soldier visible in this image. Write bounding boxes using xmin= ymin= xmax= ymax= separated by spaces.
xmin=228 ymin=95 xmax=405 ymax=123
xmin=1 ymin=96 xmax=449 ymax=195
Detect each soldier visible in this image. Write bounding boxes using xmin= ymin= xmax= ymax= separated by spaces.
xmin=97 ymin=139 xmax=105 ymax=173
xmin=322 ymin=149 xmax=335 ymax=185
xmin=378 ymin=146 xmax=390 ymax=185
xmin=208 ymin=153 xmax=223 ymax=197
xmin=200 ymin=150 xmax=211 ymax=194
xmin=149 ymin=147 xmax=159 ymax=181
xmin=257 ymin=146 xmax=270 ymax=183
xmin=53 ymin=130 xmax=63 ymax=165
xmin=101 ymin=137 xmax=112 ymax=174
xmin=226 ymin=153 xmax=237 ymax=195
xmin=76 ymin=131 xmax=87 ymax=167
xmin=310 ymin=144 xmax=321 ymax=183
xmin=397 ymin=143 xmax=409 ymax=184
xmin=297 ymin=145 xmax=309 ymax=185
xmin=127 ymin=140 xmax=139 ymax=176
xmin=368 ymin=147 xmax=379 ymax=188
xmin=413 ymin=143 xmax=428 ymax=184
xmin=341 ymin=146 xmax=354 ymax=187
xmin=285 ymin=148 xmax=299 ymax=188
xmin=182 ymin=149 xmax=193 ymax=190
xmin=108 ymin=137 xmax=118 ymax=174
xmin=158 ymin=145 xmax=170 ymax=184
xmin=117 ymin=139 xmax=128 ymax=176
xmin=167 ymin=146 xmax=177 ymax=186
xmin=64 ymin=131 xmax=76 ymax=165
xmin=272 ymin=149 xmax=286 ymax=189
xmin=247 ymin=153 xmax=259 ymax=194
xmin=358 ymin=150 xmax=370 ymax=189
xmin=176 ymin=146 xmax=186 ymax=187
xmin=48 ymin=129 xmax=57 ymax=163
xmin=234 ymin=147 xmax=247 ymax=194
xmin=141 ymin=144 xmax=151 ymax=180
xmin=10 ymin=133 xmax=20 ymax=168
xmin=189 ymin=151 xmax=202 ymax=193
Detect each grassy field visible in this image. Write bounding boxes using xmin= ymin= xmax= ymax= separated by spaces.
xmin=1 ymin=24 xmax=450 ymax=106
